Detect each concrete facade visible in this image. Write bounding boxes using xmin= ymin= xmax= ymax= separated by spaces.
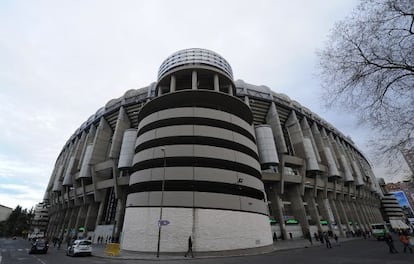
xmin=44 ymin=48 xmax=384 ymax=254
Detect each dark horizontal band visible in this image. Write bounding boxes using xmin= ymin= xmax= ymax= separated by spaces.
xmin=138 ymin=117 xmax=256 ymax=143
xmin=125 ymin=205 xmax=268 ymax=216
xmin=132 ymin=157 xmax=262 ymax=179
xmin=129 ymin=180 xmax=265 ymax=200
xmin=135 ymin=136 xmax=259 ymax=162
xmin=137 ymin=90 xmax=253 ymax=124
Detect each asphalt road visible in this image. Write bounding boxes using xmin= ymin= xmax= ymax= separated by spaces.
xmin=1 ymin=237 xmax=413 ymax=264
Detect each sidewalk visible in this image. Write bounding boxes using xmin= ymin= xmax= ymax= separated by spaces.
xmin=92 ymin=236 xmax=360 ymax=260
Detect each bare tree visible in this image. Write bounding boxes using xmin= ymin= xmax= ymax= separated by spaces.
xmin=318 ymin=0 xmax=414 ymax=161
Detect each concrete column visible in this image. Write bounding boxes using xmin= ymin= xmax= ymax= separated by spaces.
xmin=228 ymin=84 xmax=233 ymax=95
xmin=157 ymin=87 xmax=163 ymax=96
xmin=74 ymin=205 xmax=87 ymax=234
xmin=337 ymin=199 xmax=352 ymax=232
xmin=343 ymin=199 xmax=358 ymax=231
xmin=60 ymin=208 xmax=72 ymax=238
xmin=328 ymin=193 xmax=344 ymax=236
xmin=95 ymin=200 xmax=106 ymax=227
xmin=266 ymin=102 xmax=288 ymax=154
xmin=316 ymin=191 xmax=334 ymax=233
xmin=84 ymin=202 xmax=99 ymax=234
xmin=170 ymin=75 xmax=176 ymax=92
xmin=268 ymin=187 xmax=288 ymax=240
xmin=350 ymin=201 xmax=366 ymax=232
xmin=287 ymin=185 xmax=309 ymax=236
xmin=192 ymin=70 xmax=197 ymax=90
xmin=304 ymin=189 xmax=323 ymax=232
xmin=357 ymin=202 xmax=371 ymax=231
xmin=113 ymin=194 xmax=126 ymax=241
xmin=214 ymin=74 xmax=219 ymax=91
xmin=54 ymin=210 xmax=67 ymax=238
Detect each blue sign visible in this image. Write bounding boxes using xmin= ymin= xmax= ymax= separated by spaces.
xmin=392 ymin=191 xmax=414 ymax=217
xmin=158 ymin=220 xmax=170 ymax=226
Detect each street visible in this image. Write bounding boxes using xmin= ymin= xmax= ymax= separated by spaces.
xmin=1 ymin=237 xmax=414 ymax=264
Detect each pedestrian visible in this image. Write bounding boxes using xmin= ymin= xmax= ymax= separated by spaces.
xmin=314 ymin=232 xmax=319 ymax=241
xmin=334 ymin=234 xmax=339 ymax=244
xmin=184 ymin=236 xmax=194 ymax=258
xmin=319 ymin=232 xmax=324 ymax=244
xmin=399 ymin=231 xmax=413 ymax=253
xmin=384 ymin=233 xmax=398 ymax=253
xmin=273 ymin=232 xmax=278 ymax=241
xmin=57 ymin=238 xmax=62 ymax=250
xmin=324 ymin=232 xmax=332 ymax=248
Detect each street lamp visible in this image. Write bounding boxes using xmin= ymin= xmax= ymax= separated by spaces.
xmin=156 ymin=147 xmax=166 ymax=258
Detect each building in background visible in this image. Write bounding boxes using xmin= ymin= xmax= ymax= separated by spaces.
xmin=384 ymin=181 xmax=414 ymax=226
xmin=28 ymin=202 xmax=49 ymax=239
xmin=44 ymin=48 xmax=384 ymax=255
xmin=401 ymin=149 xmax=414 ymax=177
xmin=0 ymin=205 xmax=13 ymax=222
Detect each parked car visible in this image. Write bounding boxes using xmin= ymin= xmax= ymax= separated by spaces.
xmin=66 ymin=239 xmax=92 ymax=257
xmin=29 ymin=240 xmax=49 ymax=254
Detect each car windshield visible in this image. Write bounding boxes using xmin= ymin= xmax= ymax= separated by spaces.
xmin=372 ymin=224 xmax=385 ymax=229
xmin=78 ymin=241 xmax=92 ymax=245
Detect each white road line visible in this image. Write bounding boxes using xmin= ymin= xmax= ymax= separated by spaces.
xmin=33 ymin=255 xmax=47 ymax=264
xmin=0 ymin=255 xmax=2 ymax=264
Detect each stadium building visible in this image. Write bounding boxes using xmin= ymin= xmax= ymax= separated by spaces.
xmin=44 ymin=48 xmax=384 ymax=254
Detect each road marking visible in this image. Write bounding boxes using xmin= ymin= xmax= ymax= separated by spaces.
xmin=33 ymin=255 xmax=47 ymax=264
xmin=0 ymin=255 xmax=2 ymax=264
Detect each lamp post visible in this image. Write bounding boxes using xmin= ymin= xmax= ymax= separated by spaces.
xmin=156 ymin=147 xmax=166 ymax=258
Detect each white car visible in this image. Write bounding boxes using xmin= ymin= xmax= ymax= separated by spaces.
xmin=66 ymin=239 xmax=92 ymax=257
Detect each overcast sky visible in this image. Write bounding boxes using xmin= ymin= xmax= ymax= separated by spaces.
xmin=0 ymin=0 xmax=408 ymax=210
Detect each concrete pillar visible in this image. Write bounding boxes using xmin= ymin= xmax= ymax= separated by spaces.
xmin=214 ymin=74 xmax=219 ymax=92
xmin=328 ymin=193 xmax=345 ymax=236
xmin=357 ymin=202 xmax=371 ymax=231
xmin=337 ymin=199 xmax=352 ymax=232
xmin=287 ymin=185 xmax=309 ymax=236
xmin=316 ymin=191 xmax=334 ymax=233
xmin=113 ymin=194 xmax=126 ymax=241
xmin=304 ymin=189 xmax=323 ymax=232
xmin=228 ymin=84 xmax=233 ymax=95
xmin=275 ymin=195 xmax=288 ymax=239
xmin=350 ymin=201 xmax=366 ymax=232
xmin=74 ymin=205 xmax=87 ymax=234
xmin=108 ymin=107 xmax=131 ymax=159
xmin=343 ymin=199 xmax=358 ymax=231
xmin=170 ymin=75 xmax=176 ymax=92
xmin=266 ymin=102 xmax=288 ymax=154
xmin=192 ymin=70 xmax=197 ymax=90
xmin=268 ymin=187 xmax=288 ymax=240
xmin=84 ymin=202 xmax=99 ymax=234
xmin=95 ymin=200 xmax=106 ymax=227
xmin=60 ymin=208 xmax=72 ymax=239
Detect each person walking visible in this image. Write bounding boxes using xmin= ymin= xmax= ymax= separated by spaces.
xmin=399 ymin=231 xmax=413 ymax=253
xmin=384 ymin=233 xmax=398 ymax=253
xmin=324 ymin=232 xmax=332 ymax=248
xmin=184 ymin=236 xmax=194 ymax=258
xmin=334 ymin=234 xmax=339 ymax=246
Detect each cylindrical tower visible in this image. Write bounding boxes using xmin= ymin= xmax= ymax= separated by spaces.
xmin=121 ymin=48 xmax=272 ymax=253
